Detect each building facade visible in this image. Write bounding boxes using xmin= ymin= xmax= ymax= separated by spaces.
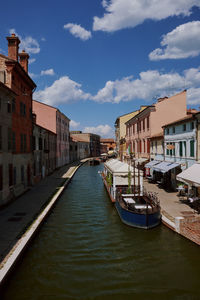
xmin=126 ymin=90 xmax=187 ymax=160
xmin=150 ymin=133 xmax=164 ymax=161
xmin=163 ymin=111 xmax=198 ymax=170
xmin=145 ymin=109 xmax=199 ymax=191
xmin=115 ymin=106 xmax=147 ymax=161
xmin=70 ymin=132 xmax=100 ymax=157
xmin=0 ymin=82 xmax=16 ymax=205
xmin=196 ymin=112 xmax=200 ymax=162
xmin=32 ymin=100 xmax=70 ymax=168
xmin=70 ymin=135 xmax=90 ymax=162
xmin=32 ymin=123 xmax=56 ymax=183
xmin=0 ymin=34 xmax=36 ymax=202
xmin=100 ymin=138 xmax=116 ymax=154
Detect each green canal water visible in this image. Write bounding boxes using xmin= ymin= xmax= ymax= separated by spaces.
xmin=1 ymin=163 xmax=200 ymax=300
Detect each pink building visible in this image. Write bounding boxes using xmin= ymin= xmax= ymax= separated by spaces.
xmin=32 ymin=100 xmax=70 ymax=168
xmin=126 ymin=90 xmax=187 ymax=159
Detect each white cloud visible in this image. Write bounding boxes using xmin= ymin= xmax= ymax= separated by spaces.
xmin=149 ymin=21 xmax=200 ymax=60
xmin=92 ymin=67 xmax=200 ymax=105
xmin=0 ymin=48 xmax=5 ymax=55
xmin=92 ymin=71 xmax=185 ymax=103
xmin=41 ymin=68 xmax=55 ymax=76
xmin=93 ymin=0 xmax=200 ymax=32
xmin=64 ymin=23 xmax=92 ymax=41
xmin=34 ymin=66 xmax=200 ymax=106
xmin=83 ymin=124 xmax=114 ymax=138
xmin=70 ymin=120 xmax=80 ymax=129
xmin=187 ymin=87 xmax=200 ymax=105
xmin=28 ymin=72 xmax=37 ymax=78
xmin=41 ymin=37 xmax=46 ymax=42
xmin=29 ymin=58 xmax=36 ymax=64
xmin=9 ymin=28 xmax=40 ymax=54
xmin=34 ymin=76 xmax=90 ymax=105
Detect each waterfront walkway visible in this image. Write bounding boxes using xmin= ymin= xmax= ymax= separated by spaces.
xmin=144 ymin=179 xmax=200 ymax=245
xmin=0 ymin=161 xmax=84 ymax=266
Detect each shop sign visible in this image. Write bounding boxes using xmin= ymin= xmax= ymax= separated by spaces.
xmin=166 ymin=144 xmax=175 ymax=150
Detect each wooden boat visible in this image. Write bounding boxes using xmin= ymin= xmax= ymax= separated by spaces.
xmin=102 ymin=159 xmax=161 ymax=229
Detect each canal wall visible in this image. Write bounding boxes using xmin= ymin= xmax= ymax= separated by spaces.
xmin=162 ymin=211 xmax=200 ymax=246
xmin=0 ymin=159 xmax=89 ymax=287
xmin=179 ymin=216 xmax=200 ymax=245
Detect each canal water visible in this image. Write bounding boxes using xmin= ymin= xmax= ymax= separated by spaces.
xmin=1 ymin=163 xmax=200 ymax=300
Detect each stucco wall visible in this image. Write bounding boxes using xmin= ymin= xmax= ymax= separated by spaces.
xmin=151 ymin=91 xmax=187 ymax=136
xmin=164 ymin=119 xmax=196 ymax=169
xmin=197 ymin=122 xmax=200 ymax=161
xmin=33 ymin=100 xmax=57 ymax=134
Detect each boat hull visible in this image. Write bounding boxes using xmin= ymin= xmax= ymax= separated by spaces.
xmin=115 ymin=200 xmax=161 ymax=229
xmin=102 ymin=174 xmax=115 ymax=203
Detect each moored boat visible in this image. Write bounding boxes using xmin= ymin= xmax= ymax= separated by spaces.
xmin=115 ymin=191 xmax=161 ymax=229
xmin=102 ymin=159 xmax=161 ymax=229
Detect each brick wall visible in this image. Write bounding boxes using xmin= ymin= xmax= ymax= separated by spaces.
xmin=180 ymin=216 xmax=200 ymax=245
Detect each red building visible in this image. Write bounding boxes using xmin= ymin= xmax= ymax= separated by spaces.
xmin=0 ymin=34 xmax=36 ymax=198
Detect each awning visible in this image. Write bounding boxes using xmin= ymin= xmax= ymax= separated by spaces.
xmin=161 ymin=162 xmax=180 ymax=173
xmin=153 ymin=161 xmax=180 ymax=173
xmin=176 ymin=163 xmax=200 ymax=187
xmin=153 ymin=161 xmax=171 ymax=172
xmin=145 ymin=160 xmax=160 ymax=168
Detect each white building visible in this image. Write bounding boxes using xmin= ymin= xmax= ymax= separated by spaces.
xmin=163 ymin=111 xmax=198 ymax=170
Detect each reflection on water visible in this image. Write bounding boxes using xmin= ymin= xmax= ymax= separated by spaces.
xmin=1 ymin=163 xmax=200 ymax=300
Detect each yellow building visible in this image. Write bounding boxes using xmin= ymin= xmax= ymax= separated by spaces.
xmin=115 ymin=106 xmax=147 ymax=161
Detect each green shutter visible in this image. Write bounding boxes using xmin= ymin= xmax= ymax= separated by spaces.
xmin=179 ymin=141 xmax=183 ymax=157
xmin=166 ymin=143 xmax=169 ymax=155
xmin=190 ymin=140 xmax=195 ymax=157
xmin=183 ymin=141 xmax=186 ymax=157
xmin=170 ymin=143 xmax=172 ymax=156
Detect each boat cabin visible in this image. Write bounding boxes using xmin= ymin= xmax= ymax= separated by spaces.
xmin=103 ymin=159 xmax=143 ymax=201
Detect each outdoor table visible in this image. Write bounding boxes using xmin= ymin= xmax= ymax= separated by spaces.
xmin=177 ymin=186 xmax=185 ymax=196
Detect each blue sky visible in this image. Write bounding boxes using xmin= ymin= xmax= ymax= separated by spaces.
xmin=1 ymin=0 xmax=200 ymax=137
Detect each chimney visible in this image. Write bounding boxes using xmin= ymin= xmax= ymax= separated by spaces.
xmin=19 ymin=50 xmax=29 ymax=73
xmin=6 ymin=33 xmax=20 ymax=61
